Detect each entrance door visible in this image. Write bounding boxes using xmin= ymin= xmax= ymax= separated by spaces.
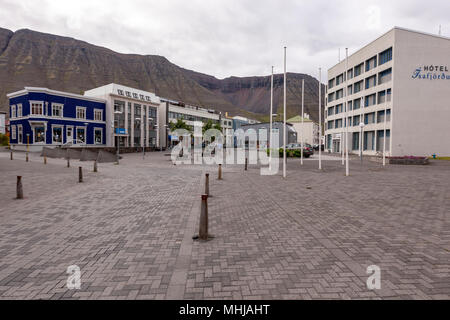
xmin=66 ymin=127 xmax=73 ymax=144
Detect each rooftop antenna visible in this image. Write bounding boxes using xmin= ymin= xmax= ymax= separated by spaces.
xmin=338 ymin=48 xmax=341 ymax=62
xmin=439 ymin=25 xmax=442 ymax=36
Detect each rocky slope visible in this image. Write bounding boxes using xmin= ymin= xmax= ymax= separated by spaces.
xmin=0 ymin=27 xmax=325 ymax=121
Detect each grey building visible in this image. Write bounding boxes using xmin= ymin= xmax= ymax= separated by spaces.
xmin=241 ymin=122 xmax=297 ymax=148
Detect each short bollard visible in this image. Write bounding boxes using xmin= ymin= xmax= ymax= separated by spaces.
xmin=245 ymin=158 xmax=248 ymax=171
xmin=205 ymin=173 xmax=210 ymax=196
xmin=93 ymin=160 xmax=98 ymax=173
xmin=16 ymin=176 xmax=23 ymax=200
xmin=218 ymin=164 xmax=223 ymax=180
xmin=44 ymin=156 xmax=47 ymax=165
xmin=67 ymin=158 xmax=70 ymax=168
xmin=199 ymin=195 xmax=209 ymax=241
xmin=79 ymin=167 xmax=83 ymax=183
xmin=10 ymin=151 xmax=13 ymax=160
xmin=26 ymin=153 xmax=29 ymax=162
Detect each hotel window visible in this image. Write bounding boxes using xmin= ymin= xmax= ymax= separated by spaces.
xmin=364 ymin=94 xmax=376 ymax=107
xmin=378 ymin=91 xmax=386 ymax=104
xmin=52 ymin=104 xmax=63 ymax=117
xmin=364 ymin=112 xmax=376 ymax=125
xmin=31 ymin=102 xmax=44 ymax=115
xmin=354 ymin=98 xmax=361 ymax=110
xmin=336 ymin=89 xmax=343 ymax=100
xmin=386 ymin=89 xmax=392 ymax=102
xmin=336 ymin=74 xmax=344 ymax=86
xmin=125 ymin=91 xmax=132 ymax=98
xmin=377 ymin=109 xmax=391 ymax=123
xmin=348 ymin=85 xmax=353 ymax=96
xmin=376 ymin=130 xmax=391 ymax=151
xmin=379 ymin=47 xmax=392 ymax=65
xmin=363 ymin=131 xmax=375 ymax=151
xmin=352 ymin=132 xmax=360 ymax=150
xmin=353 ymin=115 xmax=361 ymax=126
xmin=34 ymin=126 xmax=45 ymax=143
xmin=52 ymin=126 xmax=63 ymax=144
xmin=354 ymin=80 xmax=363 ymax=93
xmin=76 ymin=107 xmax=86 ymax=119
xmin=335 ymin=104 xmax=343 ymax=114
xmin=354 ymin=63 xmax=363 ymax=77
xmin=94 ymin=128 xmax=103 ymax=145
xmin=11 ymin=125 xmax=16 ymax=139
xmin=347 ymin=69 xmax=353 ymax=80
xmin=94 ymin=109 xmax=103 ymax=121
xmin=328 ymin=92 xmax=335 ymax=103
xmin=17 ymin=125 xmax=23 ymax=144
xmin=133 ymin=93 xmax=139 ymax=99
xmin=328 ymin=121 xmax=334 ymax=130
xmin=11 ymin=105 xmax=16 ymax=118
xmin=348 ymin=101 xmax=353 ymax=111
xmin=76 ymin=127 xmax=86 ymax=144
xmin=145 ymin=96 xmax=151 ymax=102
xmin=378 ymin=68 xmax=392 ymax=85
xmin=328 ymin=106 xmax=335 ymax=116
xmin=117 ymin=89 xmax=124 ymax=96
xmin=365 ymin=75 xmax=377 ymax=89
xmin=365 ymin=56 xmax=377 ymax=72
xmin=335 ymin=119 xmax=343 ymax=128
xmin=17 ymin=104 xmax=22 ymax=117
xmin=139 ymin=94 xmax=145 ymax=100
xmin=328 ymin=79 xmax=335 ymax=89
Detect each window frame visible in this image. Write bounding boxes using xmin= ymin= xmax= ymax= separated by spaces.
xmin=94 ymin=109 xmax=103 ymax=121
xmin=94 ymin=127 xmax=103 ymax=145
xmin=51 ymin=103 xmax=64 ymax=118
xmin=11 ymin=105 xmax=16 ymax=118
xmin=52 ymin=125 xmax=64 ymax=144
xmin=76 ymin=106 xmax=87 ymax=120
xmin=30 ymin=101 xmax=44 ymax=116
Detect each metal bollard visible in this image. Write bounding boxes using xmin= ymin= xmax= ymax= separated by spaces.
xmin=16 ymin=176 xmax=23 ymax=199
xmin=93 ymin=160 xmax=98 ymax=173
xmin=10 ymin=151 xmax=13 ymax=160
xmin=67 ymin=158 xmax=70 ymax=168
xmin=79 ymin=167 xmax=83 ymax=183
xmin=218 ymin=164 xmax=223 ymax=180
xmin=205 ymin=173 xmax=210 ymax=196
xmin=199 ymin=195 xmax=209 ymax=241
xmin=26 ymin=153 xmax=29 ymax=162
xmin=245 ymin=158 xmax=248 ymax=171
xmin=44 ymin=156 xmax=47 ymax=165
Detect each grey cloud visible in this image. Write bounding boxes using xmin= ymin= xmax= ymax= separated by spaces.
xmin=0 ymin=0 xmax=449 ymax=80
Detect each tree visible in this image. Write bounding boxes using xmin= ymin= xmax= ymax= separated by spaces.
xmin=202 ymin=120 xmax=222 ymax=134
xmin=169 ymin=118 xmax=191 ymax=133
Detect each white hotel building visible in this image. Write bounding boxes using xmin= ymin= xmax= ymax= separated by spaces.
xmin=325 ymin=27 xmax=450 ymax=157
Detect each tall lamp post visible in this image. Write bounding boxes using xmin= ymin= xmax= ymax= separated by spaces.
xmin=318 ymin=67 xmax=322 ymax=170
xmin=114 ymin=110 xmax=123 ymax=164
xmin=283 ymin=46 xmax=287 ymax=179
xmin=270 ymin=66 xmax=274 ymax=170
xmin=359 ymin=122 xmax=365 ymax=165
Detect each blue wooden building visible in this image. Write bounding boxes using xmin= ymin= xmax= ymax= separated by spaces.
xmin=8 ymin=87 xmax=106 ymax=151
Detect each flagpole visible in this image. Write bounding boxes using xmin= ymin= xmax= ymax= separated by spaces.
xmin=345 ymin=48 xmax=350 ymax=176
xmin=383 ymin=93 xmax=387 ymax=167
xmin=319 ymin=67 xmax=322 ymax=170
xmin=270 ymin=66 xmax=274 ymax=170
xmin=301 ymin=79 xmax=304 ymax=165
xmin=283 ymin=47 xmax=287 ymax=179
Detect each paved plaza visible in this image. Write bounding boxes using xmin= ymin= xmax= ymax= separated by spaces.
xmin=0 ymin=150 xmax=448 ymax=300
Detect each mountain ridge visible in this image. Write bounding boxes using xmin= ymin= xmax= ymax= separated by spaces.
xmin=0 ymin=27 xmax=325 ymax=122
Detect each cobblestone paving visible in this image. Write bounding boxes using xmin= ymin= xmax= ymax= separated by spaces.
xmin=0 ymin=150 xmax=448 ymax=300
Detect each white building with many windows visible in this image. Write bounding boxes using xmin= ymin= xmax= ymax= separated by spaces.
xmin=325 ymin=27 xmax=450 ymax=157
xmin=84 ymin=84 xmax=161 ymax=148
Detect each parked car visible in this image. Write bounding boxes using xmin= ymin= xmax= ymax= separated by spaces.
xmin=283 ymin=143 xmax=314 ymax=158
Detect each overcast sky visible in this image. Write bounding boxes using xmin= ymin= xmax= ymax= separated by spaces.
xmin=1 ymin=0 xmax=449 ymax=80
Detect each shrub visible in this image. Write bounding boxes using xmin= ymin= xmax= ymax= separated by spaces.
xmin=0 ymin=133 xmax=9 ymax=146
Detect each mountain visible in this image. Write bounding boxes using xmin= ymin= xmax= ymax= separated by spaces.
xmin=0 ymin=28 xmax=325 ymax=122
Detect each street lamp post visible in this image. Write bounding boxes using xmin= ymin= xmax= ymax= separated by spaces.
xmin=114 ymin=110 xmax=123 ymax=164
xmin=359 ymin=122 xmax=365 ymax=165
xmin=270 ymin=66 xmax=274 ymax=170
